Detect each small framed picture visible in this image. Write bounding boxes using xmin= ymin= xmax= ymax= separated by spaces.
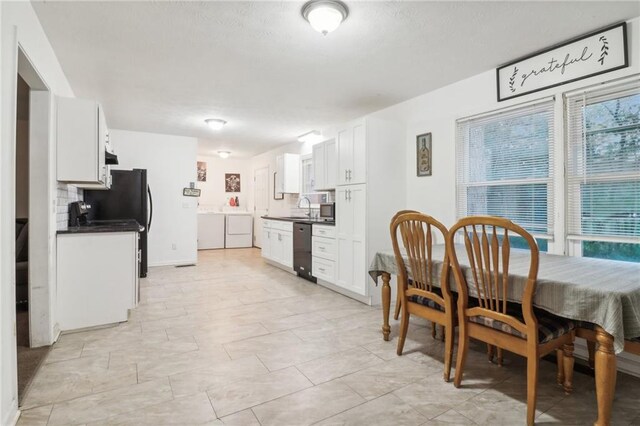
xmin=197 ymin=161 xmax=207 ymax=182
xmin=225 ymin=173 xmax=241 ymax=192
xmin=416 ymin=133 xmax=432 ymax=177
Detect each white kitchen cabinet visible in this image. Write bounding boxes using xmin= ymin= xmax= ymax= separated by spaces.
xmin=312 ymin=139 xmax=337 ymax=191
xmin=262 ymin=226 xmax=272 ymax=259
xmin=261 ymin=220 xmax=293 ymax=269
xmin=336 ymin=184 xmax=367 ymax=295
xmin=325 ymin=116 xmax=405 ymax=305
xmin=56 ymin=232 xmax=139 ymax=331
xmin=337 ymin=120 xmax=366 ymax=186
xmin=312 ymin=224 xmax=337 ymax=284
xmin=275 ymin=153 xmax=300 ymax=194
xmin=57 ymin=97 xmax=113 ymax=189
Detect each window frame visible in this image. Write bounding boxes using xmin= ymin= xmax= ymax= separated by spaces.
xmin=455 ymin=98 xmax=557 ymax=246
xmin=564 ymin=79 xmax=640 ymax=260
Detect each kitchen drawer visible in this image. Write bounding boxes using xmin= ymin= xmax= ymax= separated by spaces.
xmin=312 ymin=225 xmax=335 ymax=239
xmin=312 ymin=256 xmax=335 ymax=284
xmin=271 ymin=221 xmax=293 ymax=232
xmin=312 ymin=236 xmax=335 ymax=261
xmin=263 ymin=219 xmax=274 ymax=229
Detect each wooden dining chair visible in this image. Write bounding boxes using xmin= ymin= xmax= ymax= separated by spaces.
xmin=447 ymin=216 xmax=576 ymax=426
xmin=391 ymin=212 xmax=456 ymax=381
xmin=391 ymin=210 xmax=419 ymax=320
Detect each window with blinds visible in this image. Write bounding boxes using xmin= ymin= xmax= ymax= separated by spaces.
xmin=566 ymin=80 xmax=640 ymax=262
xmin=456 ymin=100 xmax=555 ymax=250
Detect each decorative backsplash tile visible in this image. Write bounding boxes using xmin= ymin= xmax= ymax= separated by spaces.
xmin=56 ymin=183 xmax=82 ymax=230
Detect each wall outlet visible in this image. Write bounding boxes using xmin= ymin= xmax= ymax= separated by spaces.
xmin=171 ymin=243 xmax=177 ymax=250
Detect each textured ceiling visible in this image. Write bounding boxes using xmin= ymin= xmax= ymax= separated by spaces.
xmin=33 ymin=1 xmax=639 ymax=158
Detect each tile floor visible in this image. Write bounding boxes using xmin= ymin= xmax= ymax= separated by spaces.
xmin=17 ymin=248 xmax=640 ymax=425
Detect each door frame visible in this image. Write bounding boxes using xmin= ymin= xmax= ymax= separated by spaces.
xmin=253 ymin=166 xmax=270 ymax=248
xmin=18 ymin=47 xmax=55 ymax=348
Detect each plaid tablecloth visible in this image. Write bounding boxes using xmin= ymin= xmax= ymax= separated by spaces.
xmin=369 ymin=244 xmax=640 ymax=353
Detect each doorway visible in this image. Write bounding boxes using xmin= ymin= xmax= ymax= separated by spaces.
xmin=253 ymin=166 xmax=270 ymax=248
xmin=14 ymin=48 xmax=53 ymax=403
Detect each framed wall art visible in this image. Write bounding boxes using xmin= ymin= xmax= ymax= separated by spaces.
xmin=416 ymin=133 xmax=432 ymax=177
xmin=197 ymin=161 xmax=207 ymax=182
xmin=497 ymin=22 xmax=628 ymax=101
xmin=225 ymin=173 xmax=241 ymax=192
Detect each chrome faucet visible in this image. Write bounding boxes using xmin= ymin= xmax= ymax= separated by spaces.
xmin=298 ymin=196 xmax=312 ymax=218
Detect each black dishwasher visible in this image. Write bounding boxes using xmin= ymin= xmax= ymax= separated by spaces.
xmin=293 ymin=222 xmax=316 ymax=283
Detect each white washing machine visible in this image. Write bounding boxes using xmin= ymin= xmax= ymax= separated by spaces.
xmin=225 ymin=212 xmax=253 ymax=248
xmin=197 ymin=212 xmax=225 ymax=249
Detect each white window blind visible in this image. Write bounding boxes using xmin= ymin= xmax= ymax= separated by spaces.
xmin=456 ymin=99 xmax=555 ymax=239
xmin=566 ymin=80 xmax=640 ymax=244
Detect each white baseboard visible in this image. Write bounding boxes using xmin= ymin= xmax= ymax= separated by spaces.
xmin=316 ymin=278 xmax=372 ymax=305
xmin=4 ymin=401 xmax=20 ymax=426
xmin=574 ymin=340 xmax=640 ymax=378
xmin=53 ymin=322 xmax=61 ymax=343
xmin=148 ymin=259 xmax=198 ymax=267
xmin=263 ymin=259 xmax=297 ymax=275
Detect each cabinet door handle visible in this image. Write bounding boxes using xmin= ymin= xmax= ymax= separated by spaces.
xmin=348 ymin=189 xmax=352 ymax=201
xmin=344 ymin=191 xmax=347 ymax=200
xmin=344 ymin=170 xmax=348 ymax=181
xmin=348 ymin=169 xmax=352 ymax=180
xmin=278 ymin=233 xmax=282 ymax=241
xmin=319 ymin=267 xmax=326 ymax=272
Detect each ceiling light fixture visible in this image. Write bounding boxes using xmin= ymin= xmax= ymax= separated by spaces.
xmin=217 ymin=151 xmax=231 ymax=159
xmin=297 ymin=130 xmax=323 ymax=143
xmin=205 ymin=118 xmax=227 ymax=130
xmin=301 ymin=0 xmax=348 ymax=35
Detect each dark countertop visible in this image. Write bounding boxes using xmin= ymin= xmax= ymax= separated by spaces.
xmin=261 ymin=216 xmax=335 ymax=226
xmin=57 ymin=220 xmax=144 ymax=235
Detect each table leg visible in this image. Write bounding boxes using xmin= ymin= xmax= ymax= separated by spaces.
xmin=594 ymin=326 xmax=616 ymax=426
xmin=381 ymin=272 xmax=391 ymax=341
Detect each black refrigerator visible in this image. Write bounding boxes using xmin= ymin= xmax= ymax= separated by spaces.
xmin=84 ymin=169 xmax=152 ymax=277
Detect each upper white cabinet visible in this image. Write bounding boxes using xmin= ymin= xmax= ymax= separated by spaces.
xmin=312 ymin=138 xmax=337 ymax=191
xmin=57 ymin=97 xmax=113 ymax=189
xmin=275 ymin=153 xmax=300 ymax=194
xmin=337 ymin=119 xmax=366 ymax=186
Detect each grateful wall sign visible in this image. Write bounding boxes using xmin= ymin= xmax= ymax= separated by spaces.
xmin=497 ymin=22 xmax=628 ymax=102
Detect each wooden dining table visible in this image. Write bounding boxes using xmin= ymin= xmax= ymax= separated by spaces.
xmin=369 ymin=244 xmax=640 ymax=426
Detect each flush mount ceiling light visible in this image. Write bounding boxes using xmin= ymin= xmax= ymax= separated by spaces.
xmin=217 ymin=151 xmax=231 ymax=159
xmin=297 ymin=130 xmax=323 ymax=143
xmin=301 ymin=0 xmax=348 ymax=35
xmin=205 ymin=118 xmax=227 ymax=130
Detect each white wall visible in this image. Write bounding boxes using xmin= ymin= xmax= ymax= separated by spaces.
xmin=1 ymin=2 xmax=74 ymax=424
xmin=196 ymin=155 xmax=251 ymax=211
xmin=111 ymin=129 xmax=198 ymax=267
xmin=249 ymin=139 xmax=318 ymax=217
xmin=376 ymin=16 xmax=640 ymax=237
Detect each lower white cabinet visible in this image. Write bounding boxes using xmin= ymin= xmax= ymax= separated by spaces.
xmin=336 ymin=184 xmax=367 ymax=296
xmin=312 ymin=224 xmax=336 ymax=284
xmin=261 ymin=220 xmax=293 ymax=269
xmin=57 ymin=232 xmax=139 ymax=331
